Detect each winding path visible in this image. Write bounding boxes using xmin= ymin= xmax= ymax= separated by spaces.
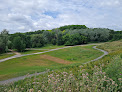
xmin=0 ymin=45 xmax=108 ymax=85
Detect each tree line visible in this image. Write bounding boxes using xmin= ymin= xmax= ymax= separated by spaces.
xmin=0 ymin=25 xmax=122 ymax=53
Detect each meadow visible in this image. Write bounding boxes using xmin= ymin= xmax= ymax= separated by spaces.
xmin=0 ymin=41 xmax=122 ymax=92
xmin=0 ymin=45 xmax=103 ymax=81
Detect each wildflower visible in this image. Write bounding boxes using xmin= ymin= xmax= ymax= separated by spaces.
xmin=68 ymin=89 xmax=72 ymax=92
xmin=79 ymin=65 xmax=83 ymax=68
xmin=86 ymin=72 xmax=89 ymax=76
xmin=38 ymin=90 xmax=42 ymax=92
xmin=56 ymin=74 xmax=59 ymax=77
xmin=32 ymin=82 xmax=36 ymax=84
xmin=42 ymin=85 xmax=45 ymax=88
xmin=104 ymin=76 xmax=106 ymax=79
xmin=97 ymin=79 xmax=100 ymax=81
xmin=21 ymin=88 xmax=24 ymax=90
xmin=118 ymin=78 xmax=122 ymax=81
xmin=115 ymin=84 xmax=118 ymax=87
xmin=29 ymin=89 xmax=33 ymax=92
xmin=112 ymin=81 xmax=115 ymax=85
xmin=64 ymin=78 xmax=67 ymax=81
xmin=58 ymin=87 xmax=62 ymax=91
xmin=8 ymin=89 xmax=12 ymax=92
xmin=48 ymin=79 xmax=51 ymax=83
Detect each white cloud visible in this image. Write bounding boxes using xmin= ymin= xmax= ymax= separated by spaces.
xmin=0 ymin=0 xmax=122 ymax=33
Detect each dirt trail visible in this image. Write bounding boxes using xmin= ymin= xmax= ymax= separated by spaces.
xmin=40 ymin=55 xmax=71 ymax=64
xmin=0 ymin=45 xmax=108 ymax=85
xmin=9 ymin=49 xmax=21 ymax=55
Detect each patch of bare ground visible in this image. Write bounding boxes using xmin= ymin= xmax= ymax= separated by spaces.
xmin=40 ymin=55 xmax=72 ymax=64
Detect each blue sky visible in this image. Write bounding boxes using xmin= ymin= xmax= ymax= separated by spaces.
xmin=0 ymin=0 xmax=122 ymax=33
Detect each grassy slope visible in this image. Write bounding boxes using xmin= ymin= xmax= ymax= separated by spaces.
xmin=97 ymin=40 xmax=122 ymax=53
xmin=0 ymin=45 xmax=103 ymax=81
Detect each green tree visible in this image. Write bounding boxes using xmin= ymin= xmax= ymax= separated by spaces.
xmin=0 ymin=29 xmax=9 ymax=53
xmin=13 ymin=37 xmax=25 ymax=52
xmin=31 ymin=34 xmax=44 ymax=48
xmin=63 ymin=33 xmax=87 ymax=46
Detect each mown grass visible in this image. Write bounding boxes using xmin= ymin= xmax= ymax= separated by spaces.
xmin=0 ymin=40 xmax=121 ymax=92
xmin=0 ymin=45 xmax=103 ymax=81
xmin=47 ymin=45 xmax=103 ymax=63
xmin=0 ymin=53 xmax=15 ymax=60
xmin=0 ymin=54 xmax=63 ymax=81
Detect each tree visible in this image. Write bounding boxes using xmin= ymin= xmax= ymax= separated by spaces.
xmin=31 ymin=34 xmax=44 ymax=48
xmin=63 ymin=33 xmax=87 ymax=46
xmin=0 ymin=29 xmax=9 ymax=53
xmin=13 ymin=37 xmax=25 ymax=52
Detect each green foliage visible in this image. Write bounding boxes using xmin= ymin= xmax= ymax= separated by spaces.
xmin=111 ymin=31 xmax=122 ymax=41
xmin=31 ymin=34 xmax=44 ymax=48
xmin=63 ymin=33 xmax=87 ymax=46
xmin=58 ymin=25 xmax=87 ymax=31
xmin=0 ymin=65 xmax=121 ymax=92
xmin=0 ymin=29 xmax=9 ymax=53
xmin=1 ymin=25 xmax=121 ymax=54
xmin=13 ymin=37 xmax=26 ymax=52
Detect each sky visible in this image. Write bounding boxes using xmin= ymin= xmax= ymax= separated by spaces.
xmin=0 ymin=0 xmax=122 ymax=33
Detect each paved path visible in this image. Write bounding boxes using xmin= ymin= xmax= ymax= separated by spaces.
xmin=0 ymin=44 xmax=101 ymax=63
xmin=0 ymin=45 xmax=108 ymax=85
xmin=83 ymin=46 xmax=108 ymax=64
xmin=0 ymin=47 xmax=71 ymax=63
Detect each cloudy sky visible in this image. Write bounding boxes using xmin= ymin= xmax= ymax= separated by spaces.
xmin=0 ymin=0 xmax=122 ymax=33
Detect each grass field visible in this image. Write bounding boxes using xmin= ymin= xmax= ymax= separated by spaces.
xmin=0 ymin=41 xmax=122 ymax=92
xmin=0 ymin=45 xmax=103 ymax=81
xmin=0 ymin=53 xmax=15 ymax=60
xmin=20 ymin=50 xmax=47 ymax=54
xmin=47 ymin=45 xmax=103 ymax=63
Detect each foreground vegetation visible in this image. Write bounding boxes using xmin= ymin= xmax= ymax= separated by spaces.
xmin=0 ymin=45 xmax=103 ymax=81
xmin=0 ymin=40 xmax=121 ymax=92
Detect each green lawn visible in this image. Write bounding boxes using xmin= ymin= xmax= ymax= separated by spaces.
xmin=47 ymin=45 xmax=103 ymax=63
xmin=0 ymin=45 xmax=103 ymax=81
xmin=0 ymin=53 xmax=15 ymax=60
